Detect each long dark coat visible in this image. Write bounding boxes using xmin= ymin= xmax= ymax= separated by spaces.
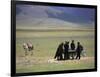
xmin=64 ymin=43 xmax=69 ymax=60
xmin=54 ymin=43 xmax=63 ymax=60
xmin=76 ymin=44 xmax=83 ymax=59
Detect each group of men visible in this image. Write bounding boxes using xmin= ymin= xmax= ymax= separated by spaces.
xmin=54 ymin=40 xmax=83 ymax=60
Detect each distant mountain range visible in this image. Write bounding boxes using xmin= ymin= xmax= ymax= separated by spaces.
xmin=16 ymin=4 xmax=95 ymax=29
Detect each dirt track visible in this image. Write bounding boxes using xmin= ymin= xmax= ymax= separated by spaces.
xmin=16 ymin=56 xmax=94 ymax=67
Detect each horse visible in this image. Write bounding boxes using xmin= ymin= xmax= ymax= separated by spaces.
xmin=23 ymin=42 xmax=34 ymax=56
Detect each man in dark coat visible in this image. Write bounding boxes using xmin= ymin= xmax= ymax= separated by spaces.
xmin=71 ymin=40 xmax=75 ymax=50
xmin=76 ymin=42 xmax=83 ymax=60
xmin=70 ymin=40 xmax=75 ymax=59
xmin=64 ymin=41 xmax=69 ymax=60
xmin=54 ymin=43 xmax=64 ymax=60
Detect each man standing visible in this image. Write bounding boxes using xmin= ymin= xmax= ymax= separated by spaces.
xmin=71 ymin=40 xmax=75 ymax=50
xmin=64 ymin=41 xmax=69 ymax=60
xmin=70 ymin=40 xmax=75 ymax=59
xmin=54 ymin=43 xmax=64 ymax=60
xmin=76 ymin=42 xmax=83 ymax=60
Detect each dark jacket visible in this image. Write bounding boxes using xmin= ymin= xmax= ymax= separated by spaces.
xmin=64 ymin=43 xmax=69 ymax=53
xmin=71 ymin=43 xmax=75 ymax=50
xmin=76 ymin=45 xmax=83 ymax=53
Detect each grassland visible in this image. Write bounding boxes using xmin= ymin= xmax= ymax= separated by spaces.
xmin=16 ymin=29 xmax=95 ymax=73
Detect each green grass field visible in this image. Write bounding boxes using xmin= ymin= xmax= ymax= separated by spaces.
xmin=16 ymin=29 xmax=95 ymax=73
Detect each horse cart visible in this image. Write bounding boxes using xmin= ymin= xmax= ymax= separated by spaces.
xmin=68 ymin=49 xmax=76 ymax=59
